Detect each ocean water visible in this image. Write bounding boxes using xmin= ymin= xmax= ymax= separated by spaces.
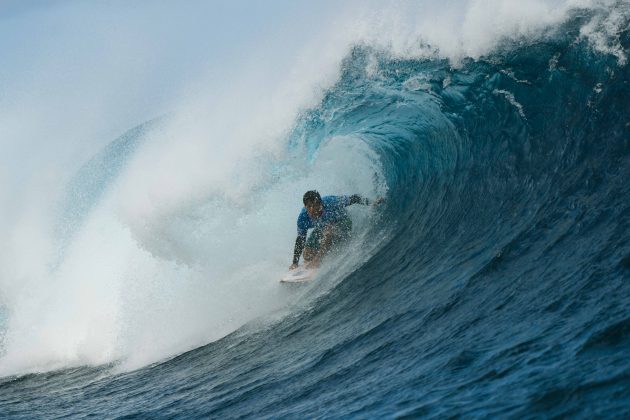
xmin=1 ymin=1 xmax=630 ymax=418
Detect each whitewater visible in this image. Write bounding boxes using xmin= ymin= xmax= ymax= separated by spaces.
xmin=1 ymin=0 xmax=629 ymax=417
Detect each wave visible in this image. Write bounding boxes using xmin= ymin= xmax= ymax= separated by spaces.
xmin=1 ymin=1 xmax=629 ymax=417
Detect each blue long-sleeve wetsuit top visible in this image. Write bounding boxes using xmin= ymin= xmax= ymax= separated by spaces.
xmin=296 ymin=195 xmax=352 ymax=237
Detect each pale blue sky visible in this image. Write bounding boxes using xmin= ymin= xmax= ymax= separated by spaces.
xmin=0 ymin=0 xmax=357 ymax=203
xmin=0 ymin=0 xmax=348 ymax=144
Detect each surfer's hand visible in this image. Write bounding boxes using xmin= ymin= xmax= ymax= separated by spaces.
xmin=289 ymin=263 xmax=298 ymax=270
xmin=373 ymin=197 xmax=385 ymax=206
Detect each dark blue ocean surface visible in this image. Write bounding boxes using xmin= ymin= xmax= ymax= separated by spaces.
xmin=2 ymin=7 xmax=630 ymax=419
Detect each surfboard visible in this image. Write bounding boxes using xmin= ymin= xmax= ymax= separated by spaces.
xmin=280 ymin=266 xmax=315 ymax=283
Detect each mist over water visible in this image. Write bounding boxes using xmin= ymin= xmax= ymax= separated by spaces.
xmin=0 ymin=0 xmax=389 ymax=375
xmin=1 ymin=2 xmax=629 ymax=417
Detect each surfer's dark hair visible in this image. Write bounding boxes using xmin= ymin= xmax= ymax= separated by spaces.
xmin=303 ymin=190 xmax=321 ymax=205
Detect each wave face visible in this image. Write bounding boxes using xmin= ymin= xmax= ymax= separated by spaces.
xmin=2 ymin=2 xmax=630 ymax=418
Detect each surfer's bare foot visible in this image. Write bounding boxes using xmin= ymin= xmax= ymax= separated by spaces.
xmin=306 ymin=257 xmax=320 ymax=269
xmin=289 ymin=263 xmax=298 ymax=270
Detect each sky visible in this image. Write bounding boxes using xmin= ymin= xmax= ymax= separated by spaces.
xmin=0 ymin=0 xmax=350 ymax=195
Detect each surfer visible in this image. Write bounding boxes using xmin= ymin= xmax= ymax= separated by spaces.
xmin=290 ymin=190 xmax=383 ymax=269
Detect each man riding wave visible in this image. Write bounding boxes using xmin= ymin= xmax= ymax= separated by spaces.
xmin=290 ymin=190 xmax=383 ymax=269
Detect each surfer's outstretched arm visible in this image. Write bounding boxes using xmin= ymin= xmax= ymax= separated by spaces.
xmin=290 ymin=234 xmax=307 ymax=269
xmin=348 ymin=194 xmax=385 ymax=206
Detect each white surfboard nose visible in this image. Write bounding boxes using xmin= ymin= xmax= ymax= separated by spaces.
xmin=280 ymin=267 xmax=315 ymax=283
